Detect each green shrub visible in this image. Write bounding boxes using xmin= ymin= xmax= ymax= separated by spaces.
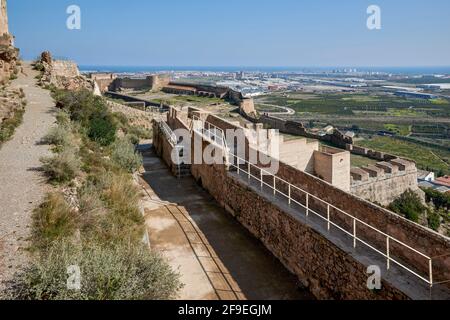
xmin=128 ymin=126 xmax=152 ymax=140
xmin=423 ymin=188 xmax=450 ymax=211
xmin=41 ymin=149 xmax=80 ymax=183
xmin=0 ymin=108 xmax=25 ymax=144
xmin=77 ymin=181 xmax=108 ymax=237
xmin=56 ymin=110 xmax=71 ymax=127
xmin=52 ymin=89 xmax=107 ymax=126
xmin=97 ymin=172 xmax=144 ymax=243
xmin=112 ymin=112 xmax=129 ymax=128
xmin=33 ymin=62 xmax=45 ymax=72
xmin=31 ymin=193 xmax=78 ymax=249
xmin=126 ymin=134 xmax=140 ymax=146
xmin=427 ymin=209 xmax=443 ymax=231
xmin=389 ymin=189 xmax=426 ymax=223
xmin=6 ymin=241 xmax=182 ymax=300
xmin=87 ymin=114 xmax=117 ymax=146
xmin=111 ymin=138 xmax=143 ymax=173
xmin=42 ymin=125 xmax=73 ymax=151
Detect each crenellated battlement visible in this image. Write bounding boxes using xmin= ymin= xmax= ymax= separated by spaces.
xmin=351 ymin=158 xmax=421 ymax=206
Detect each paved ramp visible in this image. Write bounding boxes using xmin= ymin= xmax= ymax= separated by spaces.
xmin=139 ymin=145 xmax=314 ymax=300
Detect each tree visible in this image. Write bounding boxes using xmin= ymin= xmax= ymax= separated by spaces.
xmin=389 ymin=189 xmax=426 ymax=223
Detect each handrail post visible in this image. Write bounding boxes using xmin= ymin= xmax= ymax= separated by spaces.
xmin=273 ymin=176 xmax=276 ymax=196
xmin=327 ymin=204 xmax=330 ymax=231
xmin=248 ymin=162 xmax=251 ymax=180
xmin=306 ymin=194 xmax=309 ymax=217
xmin=237 ymin=156 xmax=240 ymax=175
xmin=429 ymin=259 xmax=433 ymax=288
xmin=288 ymin=185 xmax=291 ymax=206
xmin=386 ymin=237 xmax=390 ymax=270
xmin=260 ymin=170 xmax=263 ymax=189
xmin=353 ymin=219 xmax=357 ymax=248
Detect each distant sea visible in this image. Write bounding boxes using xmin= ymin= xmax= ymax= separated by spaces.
xmin=79 ymin=65 xmax=450 ymax=75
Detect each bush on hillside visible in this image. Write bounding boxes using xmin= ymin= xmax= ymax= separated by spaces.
xmin=6 ymin=241 xmax=182 ymax=300
xmin=52 ymin=89 xmax=106 ymax=125
xmin=41 ymin=149 xmax=81 ymax=183
xmin=389 ymin=189 xmax=426 ymax=223
xmin=31 ymin=193 xmax=78 ymax=249
xmin=423 ymin=188 xmax=450 ymax=211
xmin=111 ymin=138 xmax=143 ymax=173
xmin=128 ymin=126 xmax=152 ymax=140
xmin=42 ymin=125 xmax=74 ymax=151
xmin=87 ymin=113 xmax=117 ymax=146
xmin=98 ymin=172 xmax=144 ymax=243
xmin=55 ymin=110 xmax=71 ymax=127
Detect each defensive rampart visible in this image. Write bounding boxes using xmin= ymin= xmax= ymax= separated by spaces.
xmin=152 ymin=107 xmax=450 ymax=299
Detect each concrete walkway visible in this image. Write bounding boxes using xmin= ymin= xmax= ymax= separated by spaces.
xmin=138 ymin=145 xmax=314 ymax=300
xmin=0 ymin=64 xmax=55 ymax=290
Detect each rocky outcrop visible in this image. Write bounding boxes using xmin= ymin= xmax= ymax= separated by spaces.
xmin=37 ymin=51 xmax=95 ymax=91
xmin=0 ymin=0 xmax=18 ymax=84
xmin=0 ymin=32 xmax=18 ymax=85
xmin=0 ymin=85 xmax=26 ymax=134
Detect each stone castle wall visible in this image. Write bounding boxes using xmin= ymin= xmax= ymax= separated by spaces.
xmin=51 ymin=60 xmax=80 ymax=80
xmin=150 ymin=74 xmax=171 ymax=91
xmin=189 ymin=160 xmax=410 ymax=299
xmin=92 ymin=74 xmax=171 ymax=93
xmin=90 ymin=73 xmax=117 ymax=92
xmin=153 ymin=115 xmax=446 ymax=299
xmin=0 ymin=0 xmax=9 ymax=36
xmin=152 ymin=109 xmax=450 ymax=299
xmin=314 ymin=147 xmax=351 ymax=192
xmin=351 ymin=159 xmax=421 ymax=206
xmin=347 ymin=144 xmax=398 ymax=162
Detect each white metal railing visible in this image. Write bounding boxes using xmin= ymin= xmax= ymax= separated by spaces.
xmin=160 ymin=121 xmax=178 ymax=146
xmin=191 ymin=116 xmax=437 ymax=287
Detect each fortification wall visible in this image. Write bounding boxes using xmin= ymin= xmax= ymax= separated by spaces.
xmin=161 ymin=110 xmax=450 ymax=289
xmin=0 ymin=0 xmax=9 ymax=36
xmin=314 ymin=147 xmax=351 ymax=192
xmin=279 ymin=139 xmax=318 ymax=173
xmin=152 ymin=121 xmax=180 ymax=177
xmin=153 ymin=117 xmax=422 ymax=299
xmin=154 ymin=107 xmax=450 ymax=298
xmin=190 ymin=161 xmax=411 ymax=299
xmin=256 ymin=114 xmax=352 ymax=148
xmin=150 ymin=74 xmax=170 ymax=91
xmin=51 ymin=60 xmax=80 ymax=79
xmin=346 ymin=144 xmax=398 ymax=162
xmin=351 ymin=159 xmax=421 ymax=205
xmin=115 ymin=77 xmax=151 ymax=90
xmin=351 ymin=171 xmax=420 ymax=206
xmin=90 ymin=73 xmax=117 ymax=92
xmin=152 ymin=120 xmax=406 ymax=299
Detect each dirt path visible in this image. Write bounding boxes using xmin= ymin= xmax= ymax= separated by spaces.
xmin=0 ymin=64 xmax=56 ymax=291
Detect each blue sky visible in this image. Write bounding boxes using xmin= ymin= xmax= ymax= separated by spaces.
xmin=8 ymin=0 xmax=450 ymax=67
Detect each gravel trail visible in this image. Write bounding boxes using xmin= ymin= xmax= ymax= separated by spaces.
xmin=0 ymin=64 xmax=56 ymax=290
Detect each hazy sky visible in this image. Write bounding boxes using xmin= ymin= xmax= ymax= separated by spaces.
xmin=8 ymin=0 xmax=450 ymax=67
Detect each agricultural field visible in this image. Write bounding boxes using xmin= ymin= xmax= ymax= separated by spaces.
xmin=255 ymin=92 xmax=450 ymax=117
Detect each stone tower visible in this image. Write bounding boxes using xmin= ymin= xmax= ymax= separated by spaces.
xmin=0 ymin=0 xmax=9 ymax=36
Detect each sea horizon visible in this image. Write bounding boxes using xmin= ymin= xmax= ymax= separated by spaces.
xmin=78 ymin=65 xmax=450 ymax=75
